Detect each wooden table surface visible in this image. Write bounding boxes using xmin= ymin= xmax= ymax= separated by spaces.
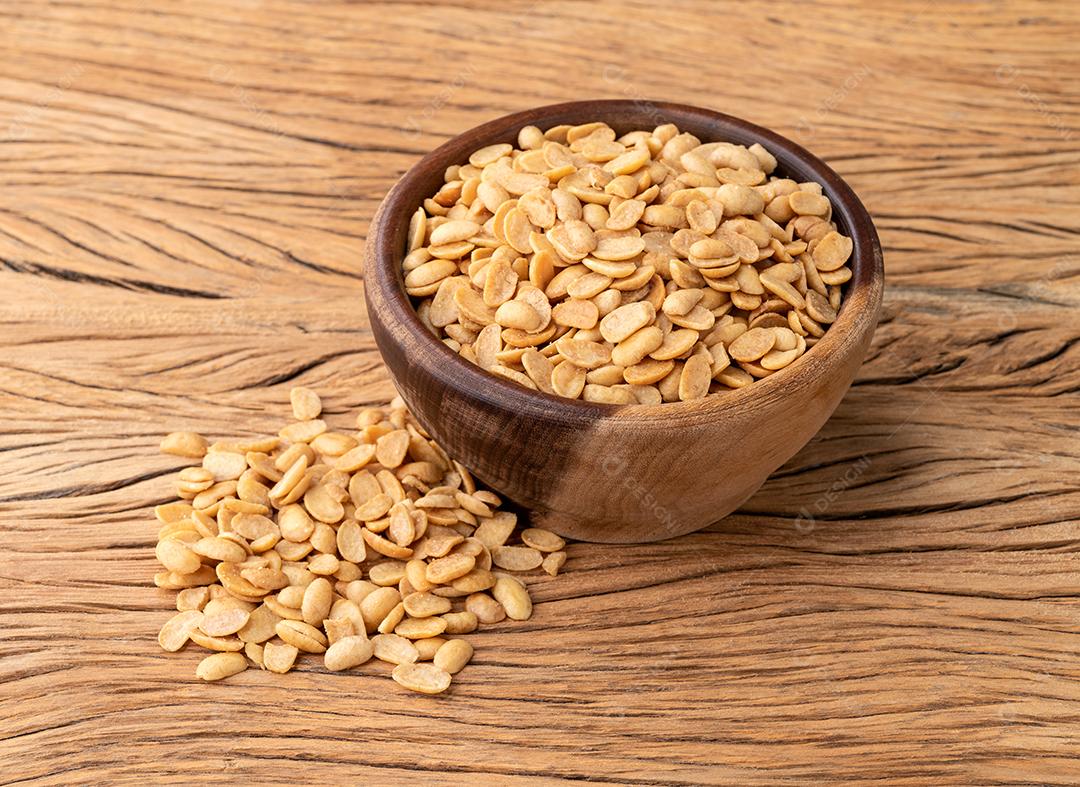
xmin=2 ymin=1 xmax=1078 ymax=783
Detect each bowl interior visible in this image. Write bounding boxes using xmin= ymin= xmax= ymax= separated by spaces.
xmin=369 ymin=100 xmax=884 ymax=423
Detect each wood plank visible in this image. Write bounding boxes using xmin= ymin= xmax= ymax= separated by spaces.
xmin=1 ymin=0 xmax=1079 ymax=782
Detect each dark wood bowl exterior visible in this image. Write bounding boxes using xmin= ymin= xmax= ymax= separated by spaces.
xmin=365 ymin=100 xmax=884 ymax=543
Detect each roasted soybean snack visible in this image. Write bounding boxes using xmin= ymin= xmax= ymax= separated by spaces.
xmin=153 ymin=390 xmax=567 ymax=694
xmin=406 ymin=122 xmax=852 ymax=402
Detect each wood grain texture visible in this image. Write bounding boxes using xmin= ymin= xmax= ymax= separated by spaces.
xmin=1 ymin=0 xmax=1078 ymax=783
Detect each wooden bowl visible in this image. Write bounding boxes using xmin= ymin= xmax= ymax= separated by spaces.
xmin=364 ymin=100 xmax=884 ymax=543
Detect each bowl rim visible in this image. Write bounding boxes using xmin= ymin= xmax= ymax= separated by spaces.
xmin=366 ymin=99 xmax=884 ymax=426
